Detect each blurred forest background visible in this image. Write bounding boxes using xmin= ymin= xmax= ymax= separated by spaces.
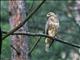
xmin=1 ymin=0 xmax=80 ymax=60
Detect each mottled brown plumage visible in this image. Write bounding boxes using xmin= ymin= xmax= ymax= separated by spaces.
xmin=45 ymin=12 xmax=59 ymax=52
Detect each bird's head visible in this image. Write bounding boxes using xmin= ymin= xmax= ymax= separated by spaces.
xmin=47 ymin=12 xmax=56 ymax=18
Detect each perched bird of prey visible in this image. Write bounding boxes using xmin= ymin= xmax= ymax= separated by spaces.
xmin=45 ymin=12 xmax=59 ymax=52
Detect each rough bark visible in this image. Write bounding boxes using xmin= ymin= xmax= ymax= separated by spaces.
xmin=9 ymin=0 xmax=30 ymax=60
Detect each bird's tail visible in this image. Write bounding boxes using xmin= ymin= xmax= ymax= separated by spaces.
xmin=45 ymin=38 xmax=49 ymax=52
xmin=45 ymin=38 xmax=51 ymax=52
xmin=45 ymin=38 xmax=54 ymax=52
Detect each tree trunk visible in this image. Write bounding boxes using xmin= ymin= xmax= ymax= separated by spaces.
xmin=9 ymin=0 xmax=30 ymax=60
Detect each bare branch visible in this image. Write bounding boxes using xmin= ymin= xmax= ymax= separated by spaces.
xmin=28 ymin=0 xmax=34 ymax=14
xmin=2 ymin=31 xmax=80 ymax=49
xmin=10 ymin=45 xmax=21 ymax=55
xmin=2 ymin=0 xmax=46 ymax=40
xmin=28 ymin=37 xmax=41 ymax=55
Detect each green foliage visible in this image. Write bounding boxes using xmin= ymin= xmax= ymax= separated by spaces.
xmin=1 ymin=23 xmax=11 ymax=60
xmin=1 ymin=1 xmax=9 ymax=22
xmin=1 ymin=0 xmax=80 ymax=60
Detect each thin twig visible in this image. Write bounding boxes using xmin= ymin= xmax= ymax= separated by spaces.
xmin=10 ymin=45 xmax=20 ymax=55
xmin=2 ymin=31 xmax=80 ymax=48
xmin=28 ymin=37 xmax=41 ymax=55
xmin=28 ymin=0 xmax=34 ymax=14
xmin=2 ymin=0 xmax=46 ymax=40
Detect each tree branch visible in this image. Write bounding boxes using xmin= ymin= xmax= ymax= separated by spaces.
xmin=28 ymin=0 xmax=34 ymax=14
xmin=28 ymin=37 xmax=41 ymax=55
xmin=2 ymin=0 xmax=46 ymax=40
xmin=2 ymin=31 xmax=80 ymax=49
xmin=10 ymin=45 xmax=21 ymax=55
